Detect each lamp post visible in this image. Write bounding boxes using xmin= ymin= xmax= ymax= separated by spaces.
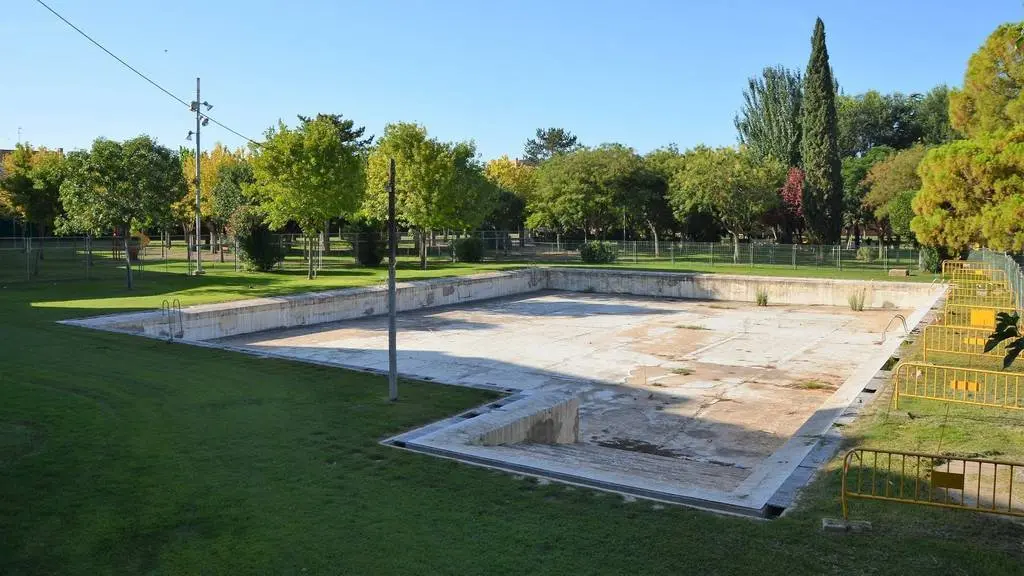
xmin=186 ymin=77 xmax=212 ymax=275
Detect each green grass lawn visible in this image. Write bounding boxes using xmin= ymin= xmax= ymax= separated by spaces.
xmin=2 ymin=265 xmax=1022 ymax=575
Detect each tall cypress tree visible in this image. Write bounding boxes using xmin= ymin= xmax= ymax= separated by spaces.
xmin=800 ymin=18 xmax=843 ymax=244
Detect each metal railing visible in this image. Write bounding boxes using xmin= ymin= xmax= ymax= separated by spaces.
xmin=892 ymin=361 xmax=1024 ymax=411
xmin=841 ymin=448 xmax=1024 ymax=520
xmin=972 ymin=249 xmax=1024 ymax=310
xmin=941 ymin=259 xmax=994 ymax=277
xmin=949 ymin=267 xmax=1009 ymax=286
xmin=945 ymin=284 xmax=1016 ymax=308
xmin=943 ymin=303 xmax=1018 ymax=330
xmin=922 ymin=325 xmax=1009 ymax=363
xmin=0 ymin=234 xmax=924 ymax=283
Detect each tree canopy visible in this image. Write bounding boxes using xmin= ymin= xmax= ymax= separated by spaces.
xmin=529 ymin=145 xmax=638 ymax=238
xmin=862 ymin=145 xmax=926 ymax=222
xmin=483 ymin=156 xmax=537 ymax=231
xmin=668 ymin=146 xmax=784 ymax=258
xmin=734 ymin=65 xmax=803 ymax=166
xmin=949 ymin=22 xmax=1024 ymax=137
xmin=57 ymin=136 xmax=186 ymax=287
xmin=912 ymin=129 xmax=1024 ymax=253
xmin=0 ymin=144 xmax=66 ymax=235
xmin=365 ymin=122 xmax=495 ymax=268
xmin=249 ymin=114 xmax=369 ymax=277
xmin=522 ymin=128 xmax=580 ymax=165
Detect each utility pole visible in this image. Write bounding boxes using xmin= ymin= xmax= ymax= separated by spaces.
xmin=187 ymin=78 xmax=212 ymax=275
xmin=387 ymin=158 xmax=398 ymax=401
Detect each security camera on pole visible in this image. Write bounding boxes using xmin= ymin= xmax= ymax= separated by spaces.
xmin=185 ymin=77 xmax=212 ymax=276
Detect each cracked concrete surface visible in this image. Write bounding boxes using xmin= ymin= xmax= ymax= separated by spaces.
xmin=220 ymin=290 xmax=917 ymax=508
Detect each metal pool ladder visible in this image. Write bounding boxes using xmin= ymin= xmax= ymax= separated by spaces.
xmin=161 ymin=299 xmax=183 ymax=341
xmin=877 ymin=313 xmax=908 ymax=345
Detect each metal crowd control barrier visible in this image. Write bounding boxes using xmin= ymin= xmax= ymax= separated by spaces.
xmin=922 ymin=325 xmax=1008 ymax=363
xmin=945 ymin=285 xmax=1016 ymax=308
xmin=950 ymin=267 xmax=1009 ymax=285
xmin=942 ymin=259 xmax=994 ymax=278
xmin=892 ymin=362 xmax=1024 ymax=411
xmin=943 ymin=304 xmax=1017 ymax=330
xmin=842 ymin=448 xmax=1024 ymax=520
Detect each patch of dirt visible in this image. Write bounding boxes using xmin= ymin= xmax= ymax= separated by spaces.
xmin=597 ymin=437 xmax=684 ymax=458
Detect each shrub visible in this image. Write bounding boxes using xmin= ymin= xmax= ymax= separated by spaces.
xmin=231 ymin=207 xmax=285 ymax=272
xmin=452 ymin=236 xmax=484 ymax=263
xmin=755 ymin=287 xmax=769 ymax=307
xmin=353 ymin=220 xmax=384 ymax=267
xmin=848 ymin=289 xmax=866 ymax=311
xmin=579 ymin=241 xmax=617 ymax=264
xmin=856 ymin=246 xmax=875 ymax=262
xmin=919 ymin=246 xmax=943 ymax=273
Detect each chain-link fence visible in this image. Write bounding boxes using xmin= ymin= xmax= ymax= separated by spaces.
xmin=972 ymin=248 xmax=1024 ymax=309
xmin=1 ymin=232 xmax=923 ymax=284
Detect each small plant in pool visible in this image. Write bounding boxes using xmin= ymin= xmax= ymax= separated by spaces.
xmin=848 ymin=289 xmax=866 ymax=311
xmin=755 ymin=287 xmax=769 ymax=307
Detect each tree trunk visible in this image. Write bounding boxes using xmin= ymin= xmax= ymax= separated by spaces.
xmin=854 ymin=223 xmax=861 ymax=249
xmin=647 ymin=221 xmax=659 ymax=257
xmin=732 ymin=233 xmax=740 ymax=263
xmin=419 ymin=228 xmax=427 ymax=270
xmin=123 ymin=229 xmax=134 ymax=290
xmin=307 ymin=234 xmax=314 ymax=280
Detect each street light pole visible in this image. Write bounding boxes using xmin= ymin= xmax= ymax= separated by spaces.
xmin=187 ymin=78 xmax=212 ymax=276
xmin=193 ymin=77 xmax=204 ymax=275
xmin=387 ymin=158 xmax=398 ymax=401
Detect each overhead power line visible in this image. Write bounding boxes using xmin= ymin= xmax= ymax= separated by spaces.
xmin=32 ymin=0 xmax=260 ymax=145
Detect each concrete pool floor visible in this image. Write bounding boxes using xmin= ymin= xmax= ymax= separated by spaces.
xmin=217 ymin=291 xmax=912 ymax=515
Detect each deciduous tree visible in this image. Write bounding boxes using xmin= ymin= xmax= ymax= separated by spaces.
xmin=668 ymin=147 xmax=784 ymax=260
xmin=364 ymin=122 xmax=494 ymax=269
xmin=837 ymin=91 xmax=921 ymax=158
xmin=528 ymin=145 xmax=646 ymax=242
xmin=249 ymin=114 xmax=368 ymax=278
xmin=734 ymin=65 xmax=803 ymax=167
xmin=0 ymin=143 xmax=66 ymax=236
xmin=57 ymin=136 xmax=186 ymax=288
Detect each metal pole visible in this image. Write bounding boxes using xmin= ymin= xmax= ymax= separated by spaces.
xmin=387 ymin=159 xmax=398 ymax=402
xmin=194 ymin=77 xmax=204 ymax=275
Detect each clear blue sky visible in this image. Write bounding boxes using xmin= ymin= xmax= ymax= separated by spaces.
xmin=2 ymin=0 xmax=1021 ymax=159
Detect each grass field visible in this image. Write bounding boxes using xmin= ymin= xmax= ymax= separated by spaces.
xmin=2 ymin=264 xmax=1023 ymax=575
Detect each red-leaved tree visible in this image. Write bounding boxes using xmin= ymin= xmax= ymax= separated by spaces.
xmin=779 ymin=167 xmax=804 ymax=243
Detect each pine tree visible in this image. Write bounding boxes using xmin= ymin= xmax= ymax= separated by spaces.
xmin=800 ymin=18 xmax=843 ymax=244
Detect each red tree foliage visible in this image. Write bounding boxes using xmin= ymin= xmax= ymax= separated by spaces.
xmin=780 ymin=167 xmax=804 ymax=218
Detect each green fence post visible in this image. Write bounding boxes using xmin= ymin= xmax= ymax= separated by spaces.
xmin=710 ymin=242 xmax=714 ymax=267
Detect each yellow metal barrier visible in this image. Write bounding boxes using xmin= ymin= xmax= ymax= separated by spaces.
xmin=922 ymin=324 xmax=1008 ymax=363
xmin=943 ymin=304 xmax=1017 ymax=329
xmin=950 ymin=267 xmax=1008 ymax=285
xmin=841 ymin=448 xmax=1024 ymax=520
xmin=942 ymin=260 xmax=994 ymax=278
xmin=945 ymin=285 xmax=1016 ymax=308
xmin=892 ymin=362 xmax=1024 ymax=411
